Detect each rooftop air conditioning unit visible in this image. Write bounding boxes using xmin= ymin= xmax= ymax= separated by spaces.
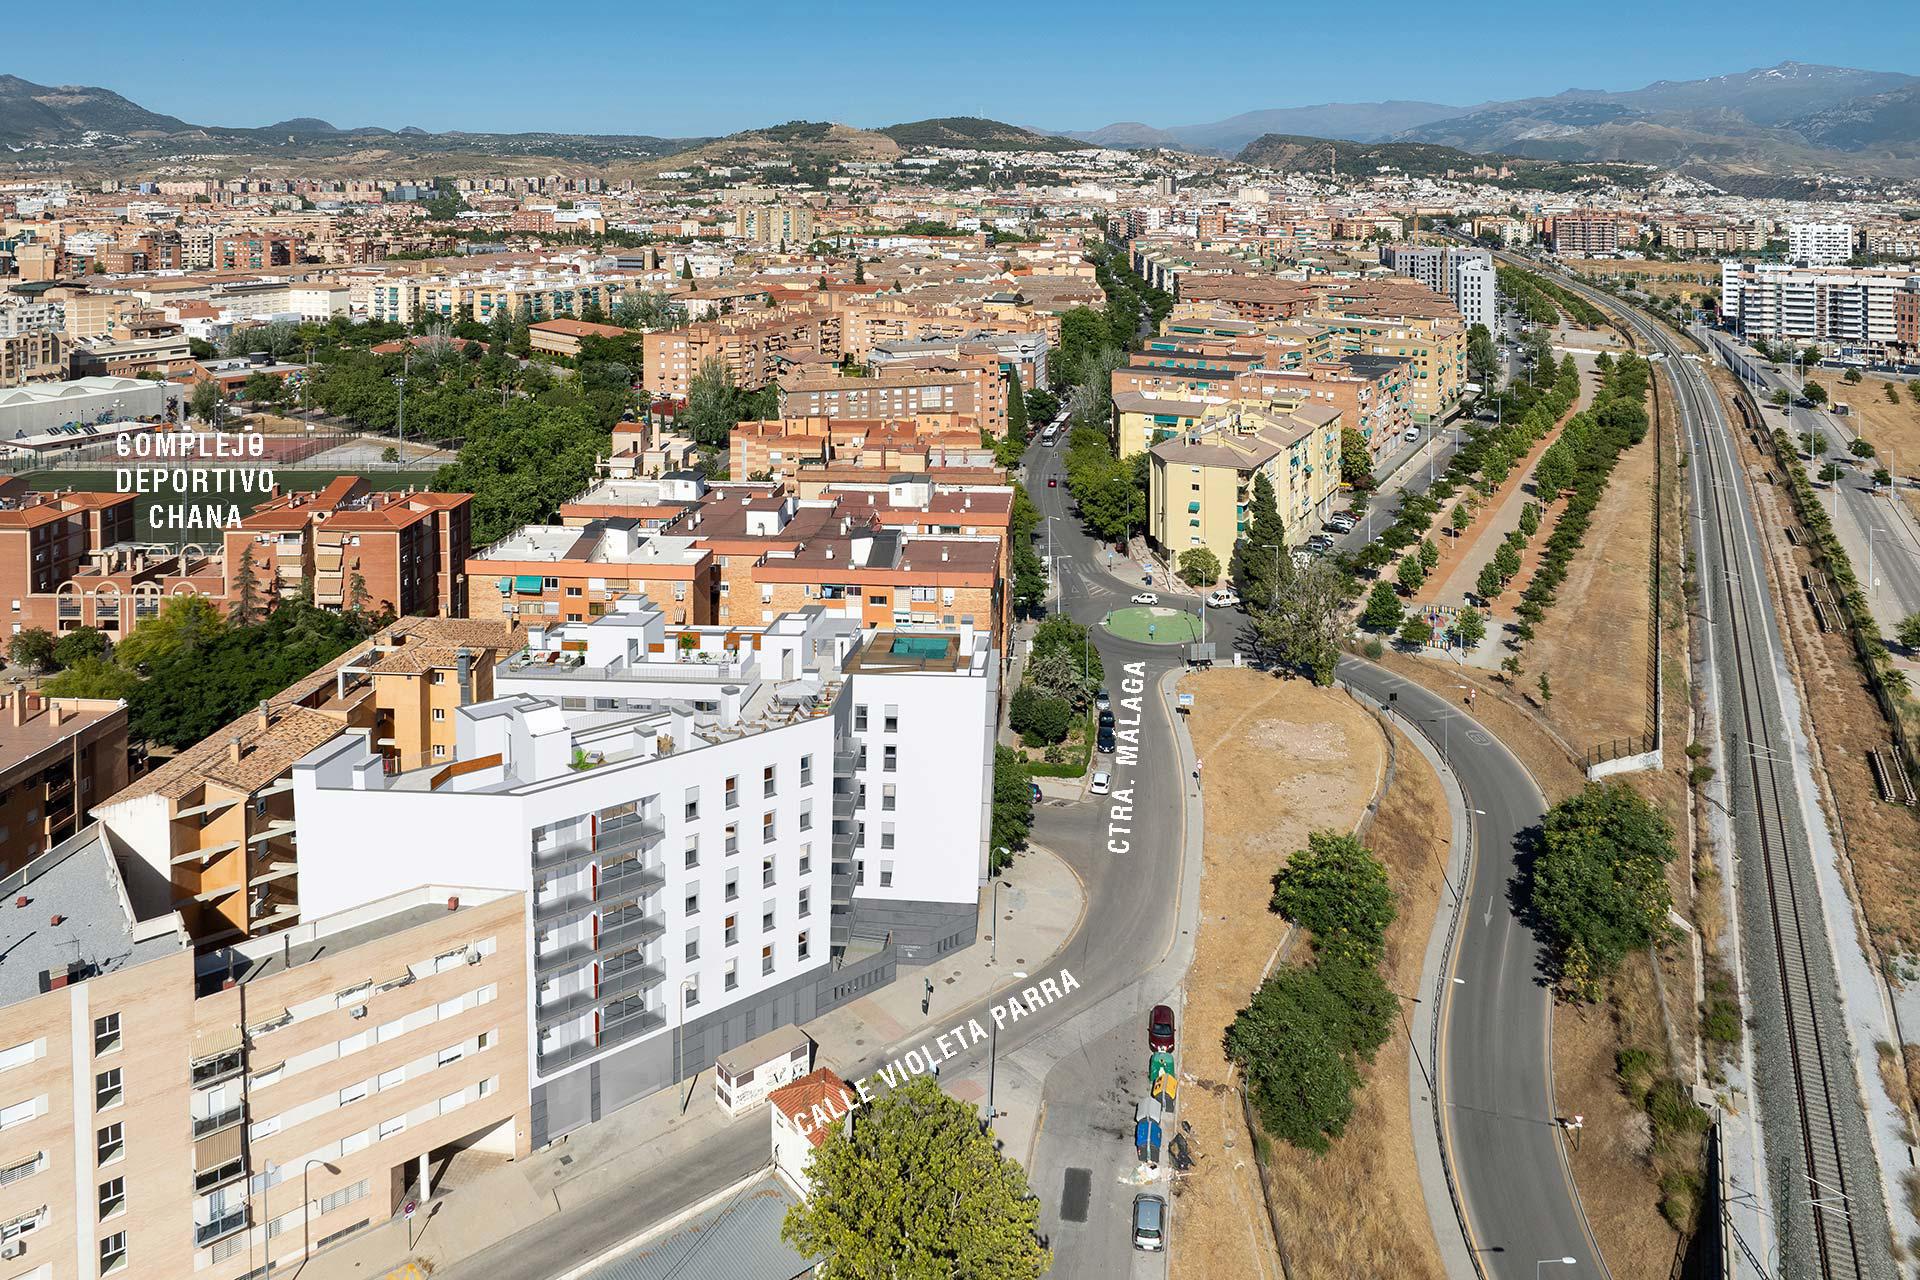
xmin=349 ymin=1005 xmax=368 ymax=1020
xmin=466 ymin=951 xmax=483 ymax=966
xmin=1 ymin=1239 xmax=23 ymax=1259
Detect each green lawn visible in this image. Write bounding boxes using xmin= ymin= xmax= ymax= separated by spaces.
xmin=1103 ymin=606 xmax=1203 ymax=645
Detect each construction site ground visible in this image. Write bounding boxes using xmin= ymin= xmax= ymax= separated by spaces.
xmin=1167 ymin=668 xmax=1387 ymax=1280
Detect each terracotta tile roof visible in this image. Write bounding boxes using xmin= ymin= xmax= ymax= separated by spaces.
xmin=768 ymin=1068 xmax=857 ymax=1147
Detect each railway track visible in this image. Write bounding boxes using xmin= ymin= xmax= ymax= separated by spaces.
xmin=1563 ymin=283 xmax=1871 ymax=1279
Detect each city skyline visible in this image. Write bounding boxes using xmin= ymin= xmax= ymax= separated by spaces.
xmin=9 ymin=0 xmax=1918 ymax=138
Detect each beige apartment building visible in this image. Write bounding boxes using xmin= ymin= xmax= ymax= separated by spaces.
xmin=1146 ymin=402 xmax=1343 ymax=569
xmin=0 ymin=832 xmax=529 ymax=1280
xmin=0 ymin=692 xmax=130 ymax=878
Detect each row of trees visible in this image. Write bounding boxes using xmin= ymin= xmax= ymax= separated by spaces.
xmin=1497 ymin=264 xmax=1606 ymax=327
xmin=1227 ymin=832 xmax=1399 ymax=1152
xmin=1529 ymin=782 xmax=1678 ymax=1000
xmin=1226 ymin=473 xmax=1360 ymax=684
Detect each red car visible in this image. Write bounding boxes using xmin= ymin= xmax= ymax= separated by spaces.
xmin=1048 ymin=477 xmax=1058 ymax=487
xmin=1148 ymin=1004 xmax=1176 ymax=1053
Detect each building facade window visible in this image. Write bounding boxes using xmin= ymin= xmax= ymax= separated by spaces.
xmin=93 ymin=1013 xmax=120 ymax=1055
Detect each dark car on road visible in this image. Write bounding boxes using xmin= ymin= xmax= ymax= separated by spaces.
xmin=1097 ymin=726 xmax=1116 ymax=753
xmin=1149 ymin=1004 xmax=1175 ymax=1052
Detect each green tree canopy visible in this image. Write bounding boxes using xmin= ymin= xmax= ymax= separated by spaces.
xmin=989 ymin=745 xmax=1034 ymax=870
xmin=1177 ymin=547 xmax=1222 ymax=587
xmin=1529 ymin=782 xmax=1678 ymax=998
xmin=1270 ymin=831 xmax=1396 ymax=963
xmin=781 ymin=1073 xmax=1050 ymax=1280
xmin=6 ymin=627 xmax=56 ymax=672
xmin=1226 ymin=964 xmax=1362 ymax=1154
xmin=1361 ymin=579 xmax=1405 ymax=633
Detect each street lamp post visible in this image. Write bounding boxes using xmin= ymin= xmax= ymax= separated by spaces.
xmin=989 ymin=868 xmax=1010 ymax=966
xmin=296 ymin=1158 xmax=341 ymax=1276
xmin=676 ymin=975 xmax=698 ymax=1115
xmin=1538 ymin=1259 xmax=1576 ymax=1278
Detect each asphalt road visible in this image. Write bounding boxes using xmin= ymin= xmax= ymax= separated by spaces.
xmin=1707 ymin=335 xmax=1920 ymax=625
xmin=1021 ymin=434 xmax=1189 ymax=1279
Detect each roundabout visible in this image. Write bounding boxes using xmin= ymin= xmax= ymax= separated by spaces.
xmin=1101 ymin=605 xmax=1203 ymax=645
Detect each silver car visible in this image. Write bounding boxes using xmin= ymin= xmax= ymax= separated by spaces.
xmin=1132 ymin=1194 xmax=1166 ymax=1251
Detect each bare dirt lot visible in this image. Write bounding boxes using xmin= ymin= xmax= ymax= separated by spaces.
xmin=1247 ymin=719 xmax=1451 ymax=1280
xmin=1576 ymin=260 xmax=1721 ymax=307
xmin=1170 ymin=668 xmax=1389 ymax=1280
xmin=1530 ymin=377 xmax=1661 ymax=752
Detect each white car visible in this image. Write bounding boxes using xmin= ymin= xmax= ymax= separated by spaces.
xmin=1205 ymin=589 xmax=1240 ymax=608
xmin=1131 ymin=592 xmax=1159 ymax=605
xmin=1089 ymin=771 xmax=1112 ymax=796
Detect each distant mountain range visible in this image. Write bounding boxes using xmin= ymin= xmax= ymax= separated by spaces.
xmin=1068 ymin=62 xmax=1920 ymax=176
xmin=6 ymin=62 xmax=1920 ymax=181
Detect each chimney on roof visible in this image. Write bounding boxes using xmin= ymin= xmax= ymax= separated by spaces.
xmin=229 ymin=736 xmax=245 ymax=765
xmin=256 ymin=700 xmax=271 ymax=732
xmin=10 ymin=690 xmax=28 ymax=728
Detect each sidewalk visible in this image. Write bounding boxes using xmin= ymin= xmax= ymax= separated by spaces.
xmin=301 ymin=845 xmax=1087 ymax=1280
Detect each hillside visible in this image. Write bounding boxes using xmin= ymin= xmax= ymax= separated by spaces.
xmin=879 ymin=117 xmax=1084 ymax=152
xmin=0 ymin=73 xmax=189 ymax=143
xmin=1235 ymin=133 xmax=1656 ymax=192
xmin=651 ymin=121 xmax=899 ymax=173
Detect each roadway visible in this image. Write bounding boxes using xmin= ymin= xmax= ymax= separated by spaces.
xmin=1707 ymin=335 xmax=1920 ymax=632
xmin=1546 ymin=270 xmax=1896 ymax=1280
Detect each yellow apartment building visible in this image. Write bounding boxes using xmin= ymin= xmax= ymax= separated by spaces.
xmin=1146 ymin=402 xmax=1343 ymax=569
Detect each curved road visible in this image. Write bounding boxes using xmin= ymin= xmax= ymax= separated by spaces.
xmin=1336 ymin=658 xmax=1607 ymax=1280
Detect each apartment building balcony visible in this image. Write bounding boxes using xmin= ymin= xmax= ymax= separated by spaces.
xmin=537 ymin=1003 xmax=667 ymax=1074
xmin=534 ymin=911 xmax=665 ymax=974
xmin=831 ymin=788 xmax=856 ymax=820
xmin=536 ymin=957 xmax=665 ymax=1025
xmin=194 ymin=1205 xmax=249 ymax=1247
xmin=192 ymin=1101 xmax=245 ymax=1140
xmin=532 ymin=859 xmax=664 ymax=927
xmin=532 ymin=814 xmax=666 ymax=873
xmin=833 ymin=738 xmax=859 ymax=773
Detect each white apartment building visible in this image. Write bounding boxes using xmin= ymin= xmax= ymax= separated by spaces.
xmin=1720 ymin=260 xmax=1912 ymax=350
xmin=289 ymin=597 xmax=994 ymax=1144
xmin=1379 ymin=244 xmax=1497 ymax=331
xmin=1787 ymin=222 xmax=1856 ymax=267
xmin=1452 ymin=258 xmax=1498 ymax=334
xmin=0 ymin=299 xmax=65 ymax=338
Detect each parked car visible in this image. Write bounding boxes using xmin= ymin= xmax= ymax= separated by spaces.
xmin=1097 ymin=727 xmax=1116 ymax=753
xmin=1029 ymin=781 xmax=1043 ymax=803
xmin=1131 ymin=592 xmax=1159 ymax=605
xmin=1403 ymin=427 xmax=1421 ymax=443
xmin=1149 ymin=1003 xmax=1176 ymax=1052
xmin=1089 ymin=771 xmax=1111 ymax=795
xmin=1132 ymin=1194 xmax=1167 ymax=1252
xmin=1047 ymin=477 xmax=1058 ymax=487
xmin=1325 ymin=514 xmax=1356 ymax=534
xmin=1095 ymin=687 xmax=1111 ymax=711
xmin=1205 ymin=588 xmax=1240 ymax=608
xmin=1303 ymin=534 xmax=1334 ymax=554
xmin=1098 ymin=708 xmax=1116 ymax=729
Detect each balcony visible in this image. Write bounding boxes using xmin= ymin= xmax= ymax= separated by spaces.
xmin=534 ymin=911 xmax=664 ymax=974
xmin=192 ymin=1103 xmax=245 ymax=1139
xmin=831 ymin=789 xmax=856 ymax=820
xmin=537 ymin=1004 xmax=667 ymax=1074
xmin=194 ymin=1205 xmax=249 ymax=1247
xmin=536 ymin=958 xmax=665 ymax=1025
xmin=833 ymin=739 xmax=859 ymax=773
xmin=532 ymin=815 xmax=665 ymax=872
xmin=533 ymin=859 xmax=663 ymax=927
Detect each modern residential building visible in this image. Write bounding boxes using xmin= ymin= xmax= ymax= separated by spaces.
xmin=1453 ymin=257 xmax=1498 ymax=334
xmin=733 ymin=205 xmax=815 ymax=247
xmin=0 ymin=831 xmax=529 ymax=1280
xmin=1787 ymin=222 xmax=1856 ymax=267
xmin=1378 ymin=244 xmax=1497 ymax=331
xmin=1146 ymin=401 xmax=1343 ymax=567
xmin=468 ymin=522 xmax=716 ymax=628
xmin=0 ymin=331 xmax=65 ymax=388
xmin=0 ymin=691 xmax=129 ymax=877
xmin=288 ymin=597 xmax=996 ymax=1143
xmin=1719 ymin=260 xmax=1913 ymax=351
xmin=1549 ymin=211 xmax=1621 ymax=257
xmin=777 ymin=364 xmax=1010 ymax=439
xmin=641 ymin=310 xmax=842 ymax=400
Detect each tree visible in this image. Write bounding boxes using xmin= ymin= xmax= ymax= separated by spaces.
xmin=7 ymin=627 xmax=56 ymax=672
xmin=51 ymin=626 xmax=108 ymax=668
xmin=1454 ymin=606 xmax=1487 ymax=651
xmin=1339 ymin=427 xmax=1374 ymax=490
xmin=1850 ymin=438 xmax=1876 ymax=459
xmin=1399 ymin=615 xmax=1433 ymax=647
xmin=682 ymin=358 xmax=745 ymax=448
xmin=1226 ymin=965 xmax=1362 ymax=1154
xmin=1395 ymin=553 xmax=1426 ymax=595
xmin=1528 ymin=782 xmax=1678 ymax=997
xmin=1253 ymin=559 xmax=1352 ymax=684
xmin=1477 ymin=560 xmax=1507 ymax=602
xmin=1449 ymin=503 xmax=1472 ymax=535
xmin=1270 ymin=831 xmax=1395 ymax=963
xmin=43 ymin=656 xmax=139 ymax=700
xmin=1230 ymin=473 xmax=1289 ymax=612
xmin=1843 ymin=366 xmax=1863 ymax=385
xmin=1023 ymin=386 xmax=1059 ymax=426
xmin=1009 ymin=684 xmax=1073 ymax=746
xmin=232 ymin=546 xmax=263 ymax=626
xmin=1030 ymin=616 xmax=1102 ymax=687
xmin=1177 ymin=547 xmax=1221 ymax=587
xmin=1770 ymin=387 xmax=1791 ymax=409
xmin=1418 ymin=537 xmax=1439 ymax=573
xmin=782 ymin=1073 xmax=1050 ymax=1280
xmin=1024 ymin=646 xmax=1094 ymax=714
xmin=1803 ymin=380 xmax=1828 ymax=407
xmin=1360 ymin=578 xmax=1404 ymax=632
xmin=113 ymin=595 xmax=225 ymax=674
xmin=189 ymin=379 xmax=223 ymax=423
xmin=1818 ymin=462 xmax=1846 ymax=484
xmin=1466 ymin=322 xmax=1500 ymax=388
xmin=1898 ymin=613 xmax=1920 ymax=651
xmin=989 ymin=745 xmax=1034 ymax=868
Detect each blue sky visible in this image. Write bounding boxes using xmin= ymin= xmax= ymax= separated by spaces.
xmin=13 ymin=0 xmax=1919 ymax=137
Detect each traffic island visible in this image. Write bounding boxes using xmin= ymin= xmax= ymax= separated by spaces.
xmin=1102 ymin=606 xmax=1202 ymax=645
